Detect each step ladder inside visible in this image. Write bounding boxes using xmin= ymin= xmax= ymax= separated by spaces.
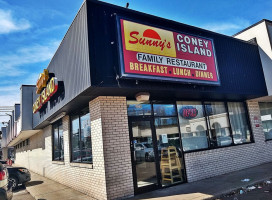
xmin=160 ymin=146 xmax=183 ymax=184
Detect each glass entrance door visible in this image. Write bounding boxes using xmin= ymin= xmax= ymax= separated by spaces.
xmin=128 ymin=102 xmax=187 ymax=194
xmin=129 ymin=118 xmax=159 ymax=193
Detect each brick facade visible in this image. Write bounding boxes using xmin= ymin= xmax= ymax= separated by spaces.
xmin=15 ymin=96 xmax=133 ymax=200
xmin=14 ymin=98 xmax=272 ymax=199
xmin=90 ymin=96 xmax=134 ymax=199
xmin=16 ymin=115 xmax=108 ymax=199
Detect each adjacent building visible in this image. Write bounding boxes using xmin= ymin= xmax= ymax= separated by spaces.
xmin=234 ymin=19 xmax=272 ymax=142
xmin=2 ymin=1 xmax=272 ymax=199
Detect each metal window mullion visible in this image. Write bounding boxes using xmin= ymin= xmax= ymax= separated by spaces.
xmin=52 ymin=125 xmax=55 ymax=161
xmin=57 ymin=124 xmax=60 ymax=161
xmin=175 ymin=102 xmax=187 ymax=182
xmin=202 ymin=101 xmax=212 ymax=149
xmin=244 ymin=101 xmax=254 ymax=142
xmin=78 ymin=115 xmax=82 ymax=163
xmin=225 ymin=102 xmax=235 ymax=145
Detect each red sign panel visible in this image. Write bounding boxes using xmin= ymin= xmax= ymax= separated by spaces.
xmin=118 ymin=19 xmax=220 ymax=85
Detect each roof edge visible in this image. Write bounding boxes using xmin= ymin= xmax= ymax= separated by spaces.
xmin=233 ymin=19 xmax=272 ymax=37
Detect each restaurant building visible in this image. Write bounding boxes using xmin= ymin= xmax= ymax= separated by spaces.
xmin=2 ymin=1 xmax=272 ymax=199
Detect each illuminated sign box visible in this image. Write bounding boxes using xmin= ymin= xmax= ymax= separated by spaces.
xmin=117 ymin=18 xmax=220 ymax=85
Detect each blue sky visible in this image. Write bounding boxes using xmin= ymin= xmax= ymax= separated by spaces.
xmin=0 ymin=0 xmax=271 ymax=124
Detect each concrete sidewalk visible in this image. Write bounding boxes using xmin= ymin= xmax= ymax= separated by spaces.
xmin=18 ymin=162 xmax=272 ymax=200
xmin=131 ymin=162 xmax=272 ymax=200
xmin=25 ymin=172 xmax=94 ymax=200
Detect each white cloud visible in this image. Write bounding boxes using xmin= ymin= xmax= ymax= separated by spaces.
xmin=0 ymin=85 xmax=20 ymax=92
xmin=35 ymin=24 xmax=69 ymax=35
xmin=202 ymin=19 xmax=251 ymax=35
xmin=0 ymin=40 xmax=60 ymax=77
xmin=0 ymin=9 xmax=31 ymax=34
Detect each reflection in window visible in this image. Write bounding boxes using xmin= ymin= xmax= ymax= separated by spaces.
xmin=127 ymin=101 xmax=151 ymax=116
xmin=80 ymin=113 xmax=92 ymax=163
xmin=153 ymin=104 xmax=177 ymax=116
xmin=52 ymin=120 xmax=64 ymax=161
xmin=228 ymin=102 xmax=251 ymax=143
xmin=177 ymin=101 xmax=209 ymax=152
xmin=205 ymin=102 xmax=232 ymax=147
xmin=131 ymin=121 xmax=157 ymax=188
xmin=71 ymin=110 xmax=92 ymax=163
xmin=259 ymin=102 xmax=272 ymax=140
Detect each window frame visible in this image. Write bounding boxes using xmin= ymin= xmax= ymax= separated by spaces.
xmin=180 ymin=101 xmax=254 ymax=153
xmin=52 ymin=119 xmax=64 ymax=162
xmin=204 ymin=101 xmax=233 ymax=148
xmin=258 ymin=102 xmax=272 ymax=142
xmin=69 ymin=108 xmax=92 ymax=164
xmin=127 ymin=100 xmax=254 ymax=154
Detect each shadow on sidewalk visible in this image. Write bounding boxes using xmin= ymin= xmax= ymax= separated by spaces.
xmin=26 ymin=181 xmax=44 ymax=187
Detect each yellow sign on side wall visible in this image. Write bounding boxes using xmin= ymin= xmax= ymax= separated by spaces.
xmin=36 ymin=69 xmax=49 ymax=94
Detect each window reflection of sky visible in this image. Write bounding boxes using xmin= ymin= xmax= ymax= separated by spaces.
xmin=127 ymin=103 xmax=177 ymax=116
xmin=153 ymin=104 xmax=176 ymax=116
xmin=127 ymin=104 xmax=151 ymax=116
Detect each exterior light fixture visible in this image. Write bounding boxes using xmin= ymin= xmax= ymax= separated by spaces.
xmin=135 ymin=92 xmax=150 ymax=102
xmin=49 ymin=112 xmax=66 ymax=124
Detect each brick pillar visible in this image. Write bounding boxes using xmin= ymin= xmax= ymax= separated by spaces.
xmin=247 ymin=100 xmax=266 ymax=143
xmin=62 ymin=115 xmax=71 ymax=165
xmin=89 ymin=96 xmax=134 ymax=200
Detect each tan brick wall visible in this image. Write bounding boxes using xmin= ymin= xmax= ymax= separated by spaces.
xmin=15 ymin=96 xmax=133 ymax=200
xmin=185 ymin=100 xmax=272 ymax=182
xmin=90 ymin=96 xmax=134 ymax=200
xmin=16 ymin=115 xmax=108 ymax=200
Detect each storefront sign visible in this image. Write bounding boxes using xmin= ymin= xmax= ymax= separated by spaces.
xmin=33 ymin=73 xmax=58 ymax=113
xmin=36 ymin=69 xmax=49 ymax=94
xmin=180 ymin=106 xmax=198 ymax=119
xmin=118 ymin=19 xmax=219 ymax=85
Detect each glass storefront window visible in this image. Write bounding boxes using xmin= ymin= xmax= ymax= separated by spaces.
xmin=80 ymin=113 xmax=92 ymax=163
xmin=52 ymin=120 xmax=64 ymax=161
xmin=259 ymin=102 xmax=272 ymax=140
xmin=177 ymin=101 xmax=209 ymax=151
xmin=205 ymin=102 xmax=232 ymax=147
xmin=228 ymin=102 xmax=251 ymax=143
xmin=127 ymin=101 xmax=152 ymax=116
xmin=71 ymin=109 xmax=92 ymax=163
xmin=53 ymin=127 xmax=58 ymax=159
xmin=127 ymin=100 xmax=252 ymax=153
xmin=71 ymin=116 xmax=80 ymax=162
